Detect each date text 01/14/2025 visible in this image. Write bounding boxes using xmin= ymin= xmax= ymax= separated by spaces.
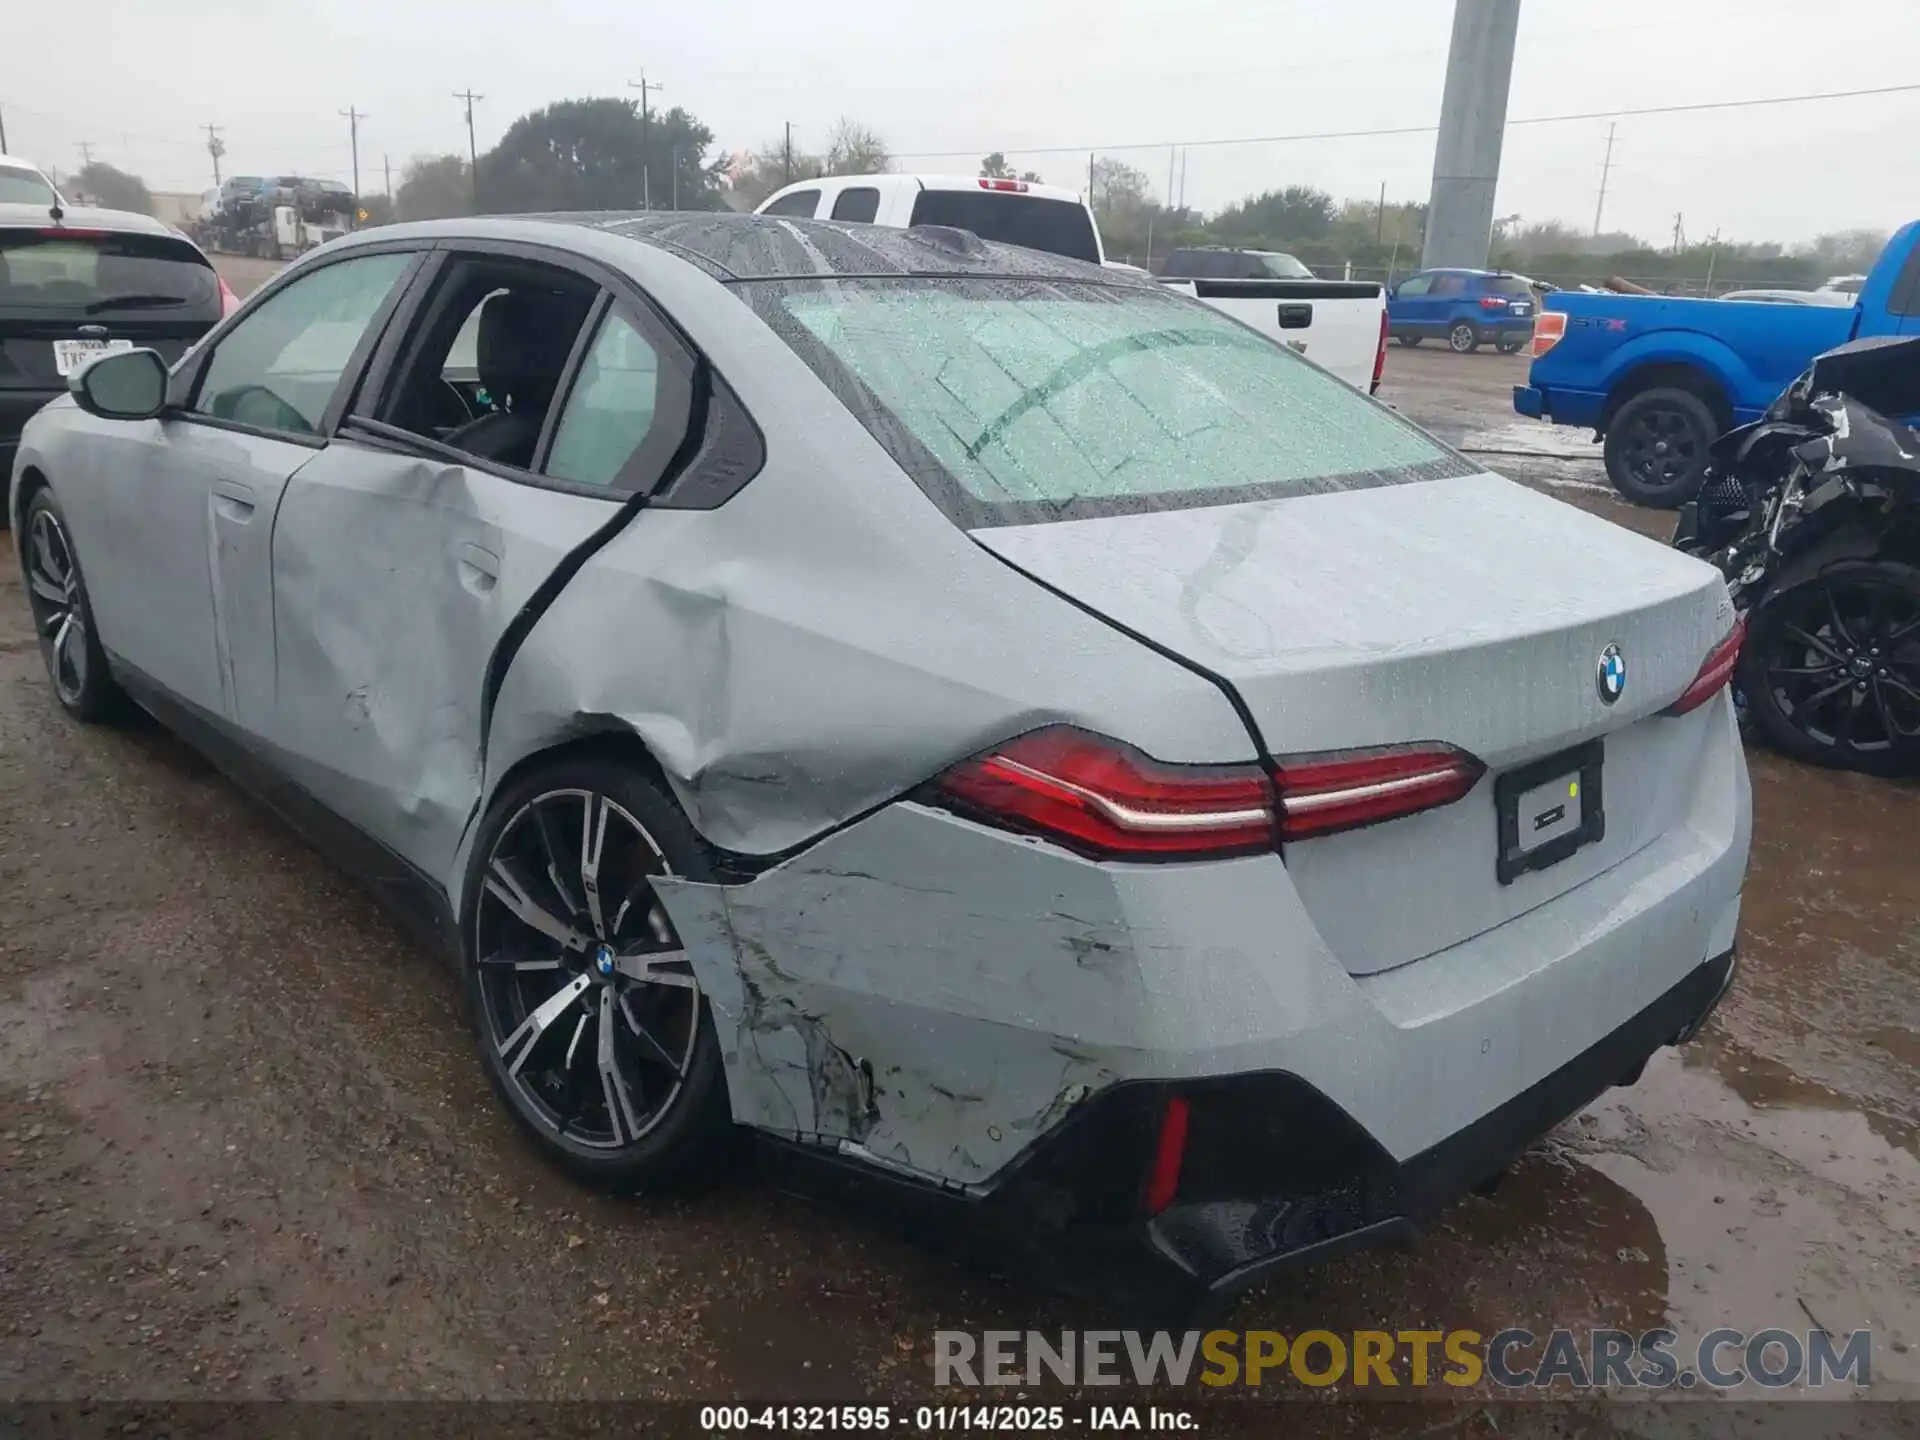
xmin=698 ymin=1406 xmax=1199 ymax=1431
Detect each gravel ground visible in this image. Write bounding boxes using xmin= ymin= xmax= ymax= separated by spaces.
xmin=0 ymin=303 xmax=1915 ymax=1435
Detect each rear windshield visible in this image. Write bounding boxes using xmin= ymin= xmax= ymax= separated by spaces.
xmin=1 ymin=229 xmax=218 ymax=318
xmin=0 ymin=170 xmax=59 ymax=206
xmin=907 ymin=191 xmax=1101 ymax=265
xmin=742 ymin=277 xmax=1470 ymax=528
xmin=1480 ymin=275 xmax=1534 ymax=296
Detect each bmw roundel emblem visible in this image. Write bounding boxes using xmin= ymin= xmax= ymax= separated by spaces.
xmin=1596 ymin=643 xmax=1627 ymax=705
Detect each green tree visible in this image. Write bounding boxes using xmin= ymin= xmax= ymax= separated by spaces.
xmin=478 ymin=97 xmax=725 ymax=213
xmin=1211 ymin=185 xmax=1338 ymax=242
xmin=396 ymin=153 xmax=472 ymax=220
xmin=74 ymin=162 xmax=153 ymax=215
xmin=980 ymin=152 xmax=1012 ymax=179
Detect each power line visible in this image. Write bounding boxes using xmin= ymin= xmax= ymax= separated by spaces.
xmin=889 ymin=80 xmax=1920 ymax=161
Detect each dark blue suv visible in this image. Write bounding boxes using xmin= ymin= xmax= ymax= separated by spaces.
xmin=1387 ymin=269 xmax=1538 ymax=354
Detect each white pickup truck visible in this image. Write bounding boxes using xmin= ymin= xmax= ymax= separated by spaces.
xmin=753 ymin=175 xmax=1388 ymax=393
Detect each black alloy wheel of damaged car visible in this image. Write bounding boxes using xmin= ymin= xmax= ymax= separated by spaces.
xmin=1603 ymin=388 xmax=1719 ymax=508
xmin=1738 ymin=561 xmax=1920 ymax=777
xmin=19 ymin=488 xmax=121 ymax=722
xmin=1447 ymin=321 xmax=1480 ymax=354
xmin=465 ymin=758 xmax=734 ymax=1190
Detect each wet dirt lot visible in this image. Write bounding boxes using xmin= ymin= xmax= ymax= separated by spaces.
xmin=1 ymin=323 xmax=1916 ymax=1433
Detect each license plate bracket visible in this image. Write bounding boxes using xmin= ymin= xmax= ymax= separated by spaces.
xmin=1495 ymin=740 xmax=1605 ymax=886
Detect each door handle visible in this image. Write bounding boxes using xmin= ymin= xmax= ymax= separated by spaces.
xmin=1276 ymin=303 xmax=1314 ymax=330
xmin=457 ymin=542 xmax=500 ymax=594
xmin=211 ymin=479 xmax=256 ymax=522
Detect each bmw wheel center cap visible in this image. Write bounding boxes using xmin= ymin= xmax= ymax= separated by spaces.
xmin=1596 ymin=643 xmax=1627 ymax=705
xmin=593 ymin=943 xmax=616 ymax=978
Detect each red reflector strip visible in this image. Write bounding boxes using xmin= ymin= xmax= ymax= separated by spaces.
xmin=1272 ymin=745 xmax=1484 ymax=841
xmin=1144 ymin=1096 xmax=1189 ymax=1215
xmin=1664 ymin=613 xmax=1747 ymax=717
xmin=976 ymin=178 xmax=1029 ymax=193
xmin=39 ymin=227 xmax=111 ymax=238
xmin=1371 ymin=308 xmax=1389 ymax=394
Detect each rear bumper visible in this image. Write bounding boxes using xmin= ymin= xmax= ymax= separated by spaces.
xmin=764 ymin=947 xmax=1737 ymax=1321
xmin=1513 ymin=382 xmax=1608 ymax=430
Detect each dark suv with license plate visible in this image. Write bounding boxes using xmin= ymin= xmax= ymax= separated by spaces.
xmin=3 ymin=203 xmax=232 ymax=521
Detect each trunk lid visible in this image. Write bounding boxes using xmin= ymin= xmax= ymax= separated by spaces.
xmin=974 ymin=471 xmax=1737 ymax=975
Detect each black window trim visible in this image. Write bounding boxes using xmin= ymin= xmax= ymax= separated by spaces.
xmin=340 ymin=234 xmax=703 ymax=500
xmin=164 ymin=240 xmax=431 ymax=449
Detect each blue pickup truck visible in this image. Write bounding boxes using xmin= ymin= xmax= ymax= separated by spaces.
xmin=1514 ymin=220 xmax=1920 ymax=506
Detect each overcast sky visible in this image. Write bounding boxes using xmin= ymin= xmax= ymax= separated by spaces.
xmin=7 ymin=0 xmax=1917 ymax=245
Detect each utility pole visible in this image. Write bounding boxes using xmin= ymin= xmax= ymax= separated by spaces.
xmin=783 ymin=122 xmax=793 ymax=184
xmin=1671 ymin=212 xmax=1685 ymax=254
xmin=1177 ymin=149 xmax=1188 ymax=212
xmin=384 ymin=153 xmax=392 ymax=200
xmin=1088 ymin=152 xmax=1096 ymax=211
xmin=671 ymin=145 xmax=679 ymax=211
xmin=1592 ymin=122 xmax=1617 ymax=238
xmin=78 ymin=140 xmax=93 ymax=167
xmin=1377 ymin=180 xmax=1387 ymax=246
xmin=204 ymin=124 xmax=225 ymax=187
xmin=2 ymin=104 xmax=11 ymax=155
xmin=454 ymin=89 xmax=483 ymax=211
xmin=627 ymin=73 xmax=663 ymax=208
xmin=1165 ymin=147 xmax=1176 ymax=215
xmin=339 ymin=107 xmax=364 ymax=227
xmin=1422 ymin=0 xmax=1521 ymax=270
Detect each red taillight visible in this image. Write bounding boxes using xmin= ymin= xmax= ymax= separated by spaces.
xmin=1664 ymin=614 xmax=1746 ymax=717
xmin=1271 ymin=744 xmax=1485 ymax=841
xmin=1371 ymin=307 xmax=1389 ymax=394
xmin=929 ymin=726 xmax=1277 ymax=860
xmin=976 ymin=178 xmax=1029 ymax=193
xmin=1144 ymin=1096 xmax=1189 ymax=1216
xmin=1478 ymin=295 xmax=1507 ymax=310
xmin=40 ymin=227 xmax=110 ymax=238
xmin=1531 ymin=311 xmax=1566 ymax=358
xmin=217 ymin=277 xmax=241 ymax=318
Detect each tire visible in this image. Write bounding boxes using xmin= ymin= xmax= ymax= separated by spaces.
xmin=463 ymin=754 xmax=734 ymax=1192
xmin=1447 ymin=321 xmax=1481 ymax=354
xmin=1496 ymin=333 xmax=1527 ymax=355
xmin=1603 ymin=388 xmax=1719 ymax=508
xmin=1738 ymin=560 xmax=1920 ymax=777
xmin=18 ymin=486 xmax=122 ymax=723
xmin=1395 ymin=334 xmax=1423 ymax=348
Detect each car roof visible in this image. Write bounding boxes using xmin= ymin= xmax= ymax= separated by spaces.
xmin=764 ymin=172 xmax=1087 ymax=206
xmin=0 ymin=201 xmax=183 ymax=239
xmin=353 ymin=211 xmax=1131 ymax=285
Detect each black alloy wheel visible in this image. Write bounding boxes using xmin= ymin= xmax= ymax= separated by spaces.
xmin=19 ymin=489 xmax=119 ymax=721
xmin=1739 ymin=561 xmax=1920 ymax=776
xmin=1604 ymin=388 xmax=1719 ymax=507
xmin=467 ymin=764 xmax=732 ymax=1189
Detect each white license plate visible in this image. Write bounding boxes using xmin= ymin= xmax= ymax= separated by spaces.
xmin=52 ymin=338 xmax=135 ymax=377
xmin=1512 ymin=303 xmax=1532 ymax=315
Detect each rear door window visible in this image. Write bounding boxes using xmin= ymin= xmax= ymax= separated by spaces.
xmin=831 ymin=187 xmax=880 ymax=223
xmin=1395 ymin=275 xmax=1433 ymax=297
xmin=763 ymin=189 xmax=821 ymax=218
xmin=0 ymin=169 xmax=59 ymax=206
xmin=906 ymin=190 xmax=1100 ymax=264
xmin=1430 ymin=274 xmax=1467 ymax=297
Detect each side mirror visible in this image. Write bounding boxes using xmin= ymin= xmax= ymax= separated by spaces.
xmin=70 ymin=348 xmax=170 ymax=421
